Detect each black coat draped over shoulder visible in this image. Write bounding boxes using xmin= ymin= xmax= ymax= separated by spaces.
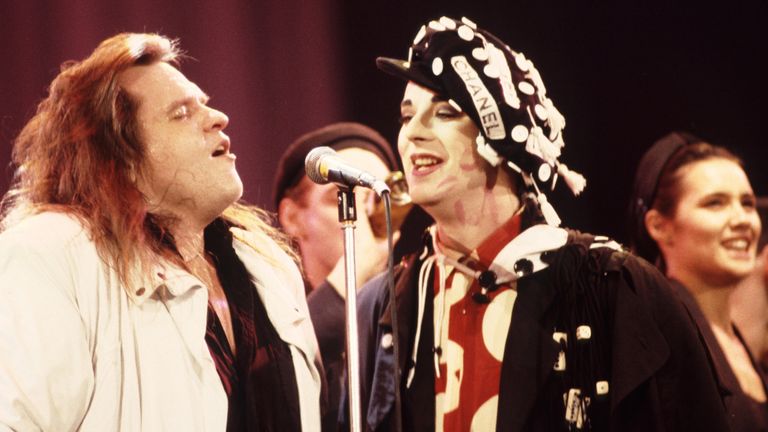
xmin=351 ymin=228 xmax=730 ymax=432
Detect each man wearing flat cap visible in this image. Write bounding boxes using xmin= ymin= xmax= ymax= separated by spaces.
xmin=273 ymin=122 xmax=400 ymax=431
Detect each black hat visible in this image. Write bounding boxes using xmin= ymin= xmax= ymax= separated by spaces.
xmin=627 ymin=131 xmax=702 ymax=262
xmin=376 ymin=16 xmax=584 ymax=196
xmin=272 ymin=122 xmax=398 ymax=208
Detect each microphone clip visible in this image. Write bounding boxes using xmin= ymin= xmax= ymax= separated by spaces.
xmin=337 ymin=187 xmax=357 ymax=223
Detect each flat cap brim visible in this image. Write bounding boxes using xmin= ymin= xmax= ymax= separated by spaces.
xmin=376 ymin=56 xmax=444 ymax=95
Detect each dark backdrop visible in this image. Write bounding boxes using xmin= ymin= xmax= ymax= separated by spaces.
xmin=1 ymin=1 xmax=766 ymax=243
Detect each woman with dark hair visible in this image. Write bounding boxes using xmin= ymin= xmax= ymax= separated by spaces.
xmin=628 ymin=131 xmax=768 ymax=431
xmin=352 ymin=16 xmax=729 ymax=432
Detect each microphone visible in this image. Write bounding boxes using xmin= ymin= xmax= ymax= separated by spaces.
xmin=305 ymin=146 xmax=390 ymax=196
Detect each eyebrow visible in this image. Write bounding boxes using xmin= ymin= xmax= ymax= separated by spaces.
xmin=699 ymin=191 xmax=756 ymax=201
xmin=399 ymin=94 xmax=448 ymax=108
xmin=165 ymin=93 xmax=210 ymax=116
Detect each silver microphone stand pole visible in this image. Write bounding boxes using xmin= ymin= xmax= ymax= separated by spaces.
xmin=337 ymin=187 xmax=362 ymax=432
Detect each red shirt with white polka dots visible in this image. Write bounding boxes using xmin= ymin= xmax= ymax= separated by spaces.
xmin=433 ymin=215 xmax=521 ymax=431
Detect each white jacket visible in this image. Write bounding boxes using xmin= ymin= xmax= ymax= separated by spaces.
xmin=0 ymin=212 xmax=322 ymax=431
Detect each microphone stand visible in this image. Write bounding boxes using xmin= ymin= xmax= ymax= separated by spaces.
xmin=338 ymin=186 xmax=362 ymax=432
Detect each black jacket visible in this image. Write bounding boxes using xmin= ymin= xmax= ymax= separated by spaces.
xmin=308 ymin=280 xmax=346 ymax=432
xmin=352 ymin=227 xmax=730 ymax=432
xmin=671 ymin=280 xmax=768 ymax=431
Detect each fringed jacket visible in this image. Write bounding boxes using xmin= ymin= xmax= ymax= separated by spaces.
xmin=353 ymin=223 xmax=729 ymax=432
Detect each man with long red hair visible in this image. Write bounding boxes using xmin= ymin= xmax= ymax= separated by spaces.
xmin=0 ymin=33 xmax=321 ymax=431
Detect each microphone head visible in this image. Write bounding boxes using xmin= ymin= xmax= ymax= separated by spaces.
xmin=305 ymin=146 xmax=335 ymax=185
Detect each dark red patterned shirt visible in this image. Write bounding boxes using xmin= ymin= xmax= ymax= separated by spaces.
xmin=203 ymin=221 xmax=302 ymax=432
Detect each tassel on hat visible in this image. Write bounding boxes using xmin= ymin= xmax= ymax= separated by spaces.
xmin=522 ymin=172 xmax=562 ymax=227
xmin=557 ymin=163 xmax=587 ymax=196
xmin=537 ymin=193 xmax=562 ymax=227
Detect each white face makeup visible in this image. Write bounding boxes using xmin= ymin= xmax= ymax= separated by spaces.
xmin=397 ymin=82 xmax=491 ymax=212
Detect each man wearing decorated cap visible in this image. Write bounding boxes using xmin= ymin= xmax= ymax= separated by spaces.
xmin=354 ymin=16 xmax=728 ymax=432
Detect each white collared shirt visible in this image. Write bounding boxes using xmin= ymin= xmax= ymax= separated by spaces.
xmin=0 ymin=212 xmax=321 ymax=431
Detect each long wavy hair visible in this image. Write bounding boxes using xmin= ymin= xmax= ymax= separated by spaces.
xmin=1 ymin=33 xmax=295 ymax=286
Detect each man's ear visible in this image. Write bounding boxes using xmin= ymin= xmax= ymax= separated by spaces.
xmin=278 ymin=198 xmax=302 ymax=238
xmin=644 ymin=209 xmax=672 ymax=246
